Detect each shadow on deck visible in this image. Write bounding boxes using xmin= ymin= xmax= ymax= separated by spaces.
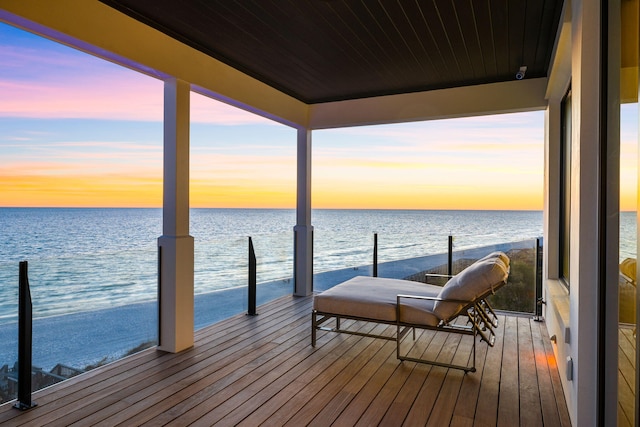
xmin=0 ymin=295 xmax=570 ymax=426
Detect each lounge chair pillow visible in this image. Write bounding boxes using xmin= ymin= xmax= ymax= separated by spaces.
xmin=620 ymin=258 xmax=636 ymax=282
xmin=478 ymin=251 xmax=510 ymax=268
xmin=433 ymin=253 xmax=509 ymax=321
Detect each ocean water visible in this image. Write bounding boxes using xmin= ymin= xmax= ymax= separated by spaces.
xmin=0 ymin=208 xmax=634 ymax=326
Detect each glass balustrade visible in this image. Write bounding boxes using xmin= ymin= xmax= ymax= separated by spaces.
xmin=0 ymin=226 xmax=543 ymax=406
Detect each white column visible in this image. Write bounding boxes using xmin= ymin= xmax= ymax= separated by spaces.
xmin=543 ymin=101 xmax=561 ymax=282
xmin=294 ymin=127 xmax=313 ymax=296
xmin=602 ymin=0 xmax=621 ymax=423
xmin=158 ymin=78 xmax=194 ymax=353
xmin=567 ymin=0 xmax=620 ymax=425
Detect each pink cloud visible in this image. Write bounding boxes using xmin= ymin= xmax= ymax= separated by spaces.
xmin=1 ymin=159 xmax=160 ymax=176
xmin=0 ymin=78 xmax=162 ymax=120
xmin=190 ymin=93 xmax=276 ymax=125
xmin=0 ymin=43 xmax=274 ymax=124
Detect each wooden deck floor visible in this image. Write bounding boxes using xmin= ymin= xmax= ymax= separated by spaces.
xmin=619 ymin=326 xmax=636 ymax=427
xmin=0 ymin=295 xmax=570 ymax=426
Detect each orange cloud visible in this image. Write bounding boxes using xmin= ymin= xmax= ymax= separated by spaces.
xmin=190 ymin=180 xmax=295 ymax=208
xmin=190 ymin=152 xmax=296 ymax=207
xmin=312 ymin=180 xmax=541 ymax=210
xmin=0 ymin=174 xmax=162 ymax=207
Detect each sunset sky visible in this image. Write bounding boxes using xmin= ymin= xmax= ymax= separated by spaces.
xmin=1 ymin=22 xmax=637 ymax=211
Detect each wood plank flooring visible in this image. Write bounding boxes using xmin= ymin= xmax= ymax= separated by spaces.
xmin=0 ymin=295 xmax=571 ymax=426
xmin=619 ymin=326 xmax=636 ymax=427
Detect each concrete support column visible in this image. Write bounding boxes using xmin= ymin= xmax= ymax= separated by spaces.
xmin=294 ymin=127 xmax=313 ymax=296
xmin=158 ymin=78 xmax=194 ymax=353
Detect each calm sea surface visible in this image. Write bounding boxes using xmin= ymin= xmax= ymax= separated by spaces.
xmin=0 ymin=208 xmax=634 ymax=325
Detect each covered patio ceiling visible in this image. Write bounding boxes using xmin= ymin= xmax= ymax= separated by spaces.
xmin=99 ymin=0 xmax=564 ymax=105
xmin=0 ymin=1 xmax=567 ymax=127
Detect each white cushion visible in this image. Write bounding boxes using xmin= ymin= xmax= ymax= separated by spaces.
xmin=478 ymin=251 xmax=510 ymax=268
xmin=314 ymin=276 xmax=441 ymax=326
xmin=433 ymin=254 xmax=509 ymax=321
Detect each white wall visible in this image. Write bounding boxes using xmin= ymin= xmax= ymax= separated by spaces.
xmin=543 ymin=0 xmax=621 ymax=425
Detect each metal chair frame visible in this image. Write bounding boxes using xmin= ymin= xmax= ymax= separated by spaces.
xmin=311 ymin=280 xmax=506 ymax=373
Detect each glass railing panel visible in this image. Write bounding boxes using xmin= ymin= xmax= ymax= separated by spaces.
xmin=0 ymin=207 xmax=546 ymax=405
xmin=194 ymin=235 xmax=247 ymax=329
xmin=414 ymin=238 xmax=540 ymax=314
xmin=251 ymin=232 xmax=294 ymax=303
xmin=312 ymin=230 xmax=541 ymax=315
xmin=2 ymin=229 xmax=299 ymax=405
xmin=438 ymin=210 xmax=543 ymax=249
xmin=0 ymin=261 xmax=17 ymax=326
xmin=314 ymin=230 xmax=373 ymax=273
xmin=193 ymin=232 xmax=295 ymax=330
xmin=374 ymin=231 xmax=452 ymax=281
xmin=313 ymin=231 xmax=374 ymax=291
xmin=377 ymin=231 xmax=453 ymax=260
xmin=0 ymin=259 xmax=17 ymax=405
xmin=0 ymin=245 xmax=159 ymax=406
xmin=481 ymin=239 xmax=539 ymax=315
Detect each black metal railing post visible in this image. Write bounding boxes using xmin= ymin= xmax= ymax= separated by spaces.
xmin=373 ymin=233 xmax=378 ymax=277
xmin=534 ymin=238 xmax=545 ymax=321
xmin=248 ymin=237 xmax=257 ymax=316
xmin=14 ymin=260 xmax=36 ymax=410
xmin=447 ymin=235 xmax=453 ymax=277
xmin=157 ymin=245 xmax=162 ymax=347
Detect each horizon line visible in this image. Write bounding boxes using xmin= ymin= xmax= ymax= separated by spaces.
xmin=0 ymin=206 xmax=561 ymax=212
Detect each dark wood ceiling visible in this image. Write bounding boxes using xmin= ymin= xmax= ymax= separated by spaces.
xmin=99 ymin=0 xmax=564 ymax=104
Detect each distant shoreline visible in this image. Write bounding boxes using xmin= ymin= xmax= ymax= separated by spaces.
xmin=0 ymin=206 xmax=547 ymax=212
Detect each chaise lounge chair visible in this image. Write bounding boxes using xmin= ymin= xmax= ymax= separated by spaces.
xmin=311 ymin=252 xmax=510 ymax=372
